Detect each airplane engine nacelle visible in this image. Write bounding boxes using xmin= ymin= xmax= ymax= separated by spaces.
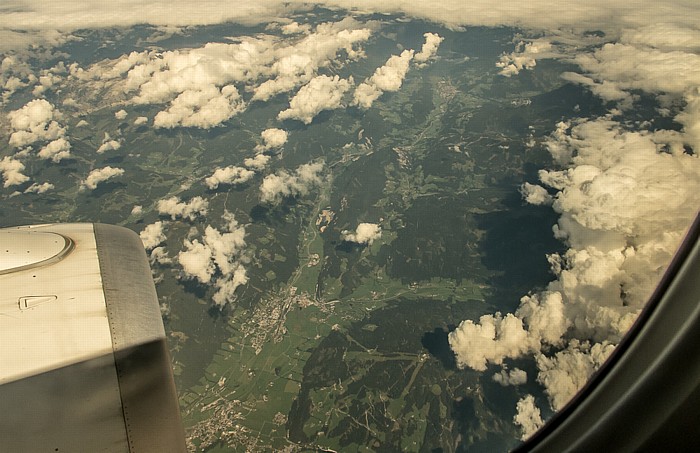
xmin=0 ymin=223 xmax=185 ymax=452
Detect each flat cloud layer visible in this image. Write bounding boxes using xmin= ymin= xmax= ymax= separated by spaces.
xmin=3 ymin=1 xmax=700 ymax=50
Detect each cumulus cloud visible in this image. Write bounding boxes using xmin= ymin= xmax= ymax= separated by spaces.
xmin=178 ymin=212 xmax=248 ymax=307
xmin=81 ymin=166 xmax=124 ymax=190
xmin=451 ymin=115 xmax=700 ymax=435
xmin=256 ymin=128 xmax=288 ymax=151
xmin=153 ymin=84 xmax=244 ymax=129
xmin=520 ymin=182 xmax=552 ymax=206
xmin=205 ymin=166 xmax=254 ymax=189
xmin=280 ymin=21 xmax=312 ymax=35
xmin=414 ymin=32 xmax=444 ymax=64
xmin=278 ymin=75 xmax=352 ymax=124
xmin=492 ymin=367 xmax=527 ymax=386
xmin=66 ymin=18 xmax=370 ymax=128
xmin=449 ymin=312 xmax=534 ymax=371
xmin=38 ymin=137 xmax=71 ymax=162
xmin=134 ymin=116 xmax=148 ymax=125
xmin=114 ymin=109 xmax=127 ymax=120
xmin=536 ymin=340 xmax=615 ymax=411
xmin=24 ymin=182 xmax=54 ymax=194
xmin=341 ymin=222 xmax=382 ymax=245
xmin=157 ymin=195 xmax=209 ymax=220
xmin=251 ymin=18 xmax=370 ymax=102
xmin=0 ymin=156 xmax=29 ymax=187
xmin=140 ymin=221 xmax=168 ymax=250
xmin=497 ymin=38 xmax=557 ymax=77
xmin=131 ymin=205 xmax=143 ymax=216
xmin=514 ymin=395 xmax=544 ymax=441
xmin=353 ymin=49 xmax=414 ymax=109
xmin=244 ymin=153 xmax=272 ymax=170
xmin=7 ymin=99 xmax=67 ymax=148
xmin=149 ymin=246 xmax=172 ymax=265
xmin=96 ymin=133 xmax=122 ymax=153
xmin=260 ymin=161 xmax=324 ymax=205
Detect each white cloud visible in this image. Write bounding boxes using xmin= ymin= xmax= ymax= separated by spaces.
xmin=97 ymin=138 xmax=122 ymax=154
xmin=2 ymin=1 xmax=700 ymax=57
xmin=572 ymin=43 xmax=700 ymax=103
xmin=157 ymin=195 xmax=209 ymax=220
xmin=260 ymin=161 xmax=324 ymax=205
xmin=520 ymin=182 xmax=552 ymax=206
xmin=153 ymin=84 xmax=244 ymax=129
xmin=149 ymin=246 xmax=172 ymax=265
xmin=38 ymin=137 xmax=71 ymax=162
xmin=244 ymin=153 xmax=272 ymax=170
xmin=353 ymin=49 xmax=414 ymax=109
xmin=497 ymin=39 xmax=556 ymax=77
xmin=450 ymin=115 xmax=700 ymax=416
xmin=131 ymin=205 xmax=143 ymax=216
xmin=449 ymin=313 xmax=534 ymax=371
xmin=140 ymin=221 xmax=168 ymax=250
xmin=278 ymin=75 xmax=352 ymax=124
xmin=0 ymin=157 xmax=29 ymax=187
xmin=257 ymin=128 xmax=288 ymax=151
xmin=560 ymin=72 xmax=632 ymax=106
xmin=620 ymin=23 xmax=700 ymax=52
xmin=118 ymin=40 xmax=273 ymax=103
xmin=114 ymin=109 xmax=127 ymax=120
xmin=492 ymin=367 xmax=527 ymax=386
xmin=81 ymin=166 xmax=124 ymax=190
xmin=24 ymin=182 xmax=54 ymax=194
xmin=205 ymin=166 xmax=255 ymax=189
xmin=414 ymin=32 xmax=444 ymax=64
xmin=280 ymin=21 xmax=311 ymax=35
xmin=341 ymin=222 xmax=381 ymax=245
xmin=66 ymin=18 xmax=370 ymax=128
xmin=134 ymin=116 xmax=148 ymax=125
xmin=251 ymin=18 xmax=371 ymax=102
xmin=178 ymin=212 xmax=248 ymax=307
xmin=536 ymin=340 xmax=615 ymax=411
xmin=514 ymin=395 xmax=544 ymax=441
xmin=7 ymin=99 xmax=67 ymax=148
xmin=179 ymin=238 xmax=214 ymax=282
xmin=75 ymin=119 xmax=88 ymax=127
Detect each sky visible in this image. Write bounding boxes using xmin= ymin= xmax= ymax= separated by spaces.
xmin=1 ymin=0 xmax=699 ymax=442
